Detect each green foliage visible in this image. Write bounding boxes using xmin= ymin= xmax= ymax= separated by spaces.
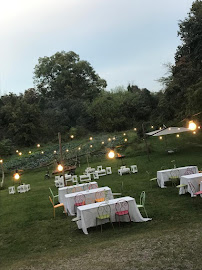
xmin=34 ymin=51 xmax=107 ymax=101
xmin=0 ymin=139 xmax=13 ymax=156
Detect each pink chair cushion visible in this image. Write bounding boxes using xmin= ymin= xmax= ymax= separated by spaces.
xmin=115 ymin=210 xmax=129 ymax=216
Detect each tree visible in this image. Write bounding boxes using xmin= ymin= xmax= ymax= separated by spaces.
xmin=34 ymin=51 xmax=107 ymax=101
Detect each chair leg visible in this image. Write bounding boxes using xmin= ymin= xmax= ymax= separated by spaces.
xmin=128 ymin=213 xmax=131 ymax=222
xmin=144 ymin=207 xmax=148 ymax=218
xmin=110 ymin=218 xmax=114 ymax=230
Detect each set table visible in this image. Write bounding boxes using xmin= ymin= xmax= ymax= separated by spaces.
xmin=64 ymin=186 xmax=113 ymax=215
xmin=58 ymin=182 xmax=98 ymax=204
xmin=179 ymin=173 xmax=202 ymax=197
xmin=76 ymin=196 xmax=151 ymax=235
xmin=157 ymin=166 xmax=198 ymax=188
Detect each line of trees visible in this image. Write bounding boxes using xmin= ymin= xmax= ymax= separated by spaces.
xmin=0 ymin=0 xmax=202 ymax=150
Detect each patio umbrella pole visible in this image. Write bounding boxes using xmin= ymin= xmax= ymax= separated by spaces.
xmin=58 ymin=132 xmax=66 ymax=186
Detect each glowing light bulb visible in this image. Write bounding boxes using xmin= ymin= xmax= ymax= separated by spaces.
xmin=159 ymin=136 xmax=162 ymax=140
xmin=108 ymin=151 xmax=115 ymax=159
xmin=37 ymin=144 xmax=40 ymax=148
xmin=188 ymin=121 xmax=196 ymax=131
xmin=57 ymin=164 xmax=63 ymax=172
xmin=14 ymin=173 xmax=20 ymax=180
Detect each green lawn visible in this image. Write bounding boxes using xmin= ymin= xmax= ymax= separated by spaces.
xmin=1 ymin=133 xmax=202 ymax=269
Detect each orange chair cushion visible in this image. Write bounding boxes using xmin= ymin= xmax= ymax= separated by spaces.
xmin=95 ymin=198 xmax=105 ymax=203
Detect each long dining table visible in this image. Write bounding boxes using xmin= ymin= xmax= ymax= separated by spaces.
xmin=64 ymin=186 xmax=113 ymax=216
xmin=179 ymin=173 xmax=202 ymax=196
xmin=76 ymin=196 xmax=152 ymax=235
xmin=58 ymin=182 xmax=98 ymax=205
xmin=157 ymin=166 xmax=198 ymax=188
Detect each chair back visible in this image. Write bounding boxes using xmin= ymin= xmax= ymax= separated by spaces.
xmin=106 ymin=167 xmax=112 ymax=174
xmin=49 ymin=187 xmax=54 ymax=197
xmin=115 ymin=199 xmax=129 ymax=212
xmin=188 ymin=181 xmax=196 ymax=196
xmin=97 ymin=203 xmax=111 ymax=218
xmin=71 ymin=175 xmax=78 ymax=183
xmin=89 ymin=183 xmax=98 ymax=190
xmin=184 ymin=167 xmax=196 ymax=175
xmin=97 ymin=166 xmax=102 ymax=171
xmin=140 ymin=191 xmax=146 ymax=206
xmin=95 ymin=190 xmax=105 ymax=201
xmin=75 ymin=193 xmax=85 ymax=205
xmin=8 ymin=186 xmax=15 ymax=194
xmin=49 ymin=196 xmax=54 ymax=206
xmin=170 ymin=169 xmax=180 ymax=179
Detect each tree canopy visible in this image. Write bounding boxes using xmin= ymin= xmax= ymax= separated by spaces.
xmin=34 ymin=51 xmax=107 ymax=101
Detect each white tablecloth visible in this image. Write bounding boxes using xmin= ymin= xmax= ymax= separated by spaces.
xmin=157 ymin=166 xmax=198 ymax=188
xmin=64 ymin=186 xmax=113 ymax=216
xmin=77 ymin=196 xmax=151 ymax=234
xmin=180 ymin=173 xmax=202 ymax=196
xmin=58 ymin=182 xmax=98 ymax=204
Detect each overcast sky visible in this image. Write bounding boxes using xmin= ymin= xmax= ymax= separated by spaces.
xmin=0 ymin=0 xmax=194 ymax=96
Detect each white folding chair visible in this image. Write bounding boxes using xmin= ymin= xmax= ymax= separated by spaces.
xmin=106 ymin=167 xmax=112 ymax=174
xmin=8 ymin=186 xmax=15 ymax=194
xmin=131 ymin=165 xmax=138 ymax=173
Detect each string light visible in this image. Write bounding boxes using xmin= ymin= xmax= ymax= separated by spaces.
xmin=28 ymin=151 xmax=31 ymax=154
xmin=41 ymin=151 xmax=44 ymax=154
xmin=16 ymin=150 xmax=19 ymax=153
xmin=134 ymin=128 xmax=137 ymax=131
xmin=123 ymin=133 xmax=126 ymax=136
xmin=108 ymin=138 xmax=111 ymax=142
xmin=89 ymin=137 xmax=93 ymax=140
xmin=124 ymin=138 xmax=128 ymax=142
xmin=78 ymin=147 xmax=81 ymax=150
xmin=159 ymin=136 xmax=163 ymax=140
xmin=193 ymin=131 xmax=196 ymax=135
xmin=37 ymin=144 xmax=40 ymax=148
xmin=19 ymin=152 xmax=22 ymax=156
xmin=176 ymin=134 xmax=180 ymax=138
xmin=54 ymin=150 xmax=57 ymax=154
xmin=90 ymin=145 xmax=93 ymax=148
xmin=70 ymin=135 xmax=74 ymax=139
xmin=101 ymin=141 xmax=105 ymax=145
xmin=151 ymin=126 xmax=154 ymax=129
xmin=0 ymin=159 xmax=3 ymax=163
xmin=66 ymin=149 xmax=69 ymax=152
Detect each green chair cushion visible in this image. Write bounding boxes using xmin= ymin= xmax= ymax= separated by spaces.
xmin=97 ymin=214 xmax=110 ymax=220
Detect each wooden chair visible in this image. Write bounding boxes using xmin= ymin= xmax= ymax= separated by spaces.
xmin=49 ymin=196 xmax=67 ymax=218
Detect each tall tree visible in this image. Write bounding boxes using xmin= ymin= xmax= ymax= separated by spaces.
xmin=34 ymin=51 xmax=107 ymax=101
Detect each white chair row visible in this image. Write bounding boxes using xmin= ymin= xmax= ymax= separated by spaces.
xmin=55 ymin=174 xmax=79 ymax=187
xmin=8 ymin=184 xmax=31 ymax=194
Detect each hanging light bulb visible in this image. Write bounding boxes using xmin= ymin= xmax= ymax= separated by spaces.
xmin=188 ymin=121 xmax=196 ymax=131
xmin=14 ymin=172 xmax=20 ymax=180
xmin=108 ymin=150 xmax=115 ymax=159
xmin=57 ymin=164 xmax=63 ymax=172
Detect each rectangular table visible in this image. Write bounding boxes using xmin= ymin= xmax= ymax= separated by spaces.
xmin=58 ymin=182 xmax=98 ymax=205
xmin=179 ymin=173 xmax=202 ymax=196
xmin=64 ymin=186 xmax=113 ymax=216
xmin=76 ymin=196 xmax=151 ymax=235
xmin=157 ymin=166 xmax=198 ymax=188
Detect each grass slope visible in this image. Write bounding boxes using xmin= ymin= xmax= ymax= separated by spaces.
xmin=0 ymin=132 xmax=202 ymax=269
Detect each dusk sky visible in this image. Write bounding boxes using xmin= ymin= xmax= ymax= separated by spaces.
xmin=0 ymin=0 xmax=194 ymax=96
